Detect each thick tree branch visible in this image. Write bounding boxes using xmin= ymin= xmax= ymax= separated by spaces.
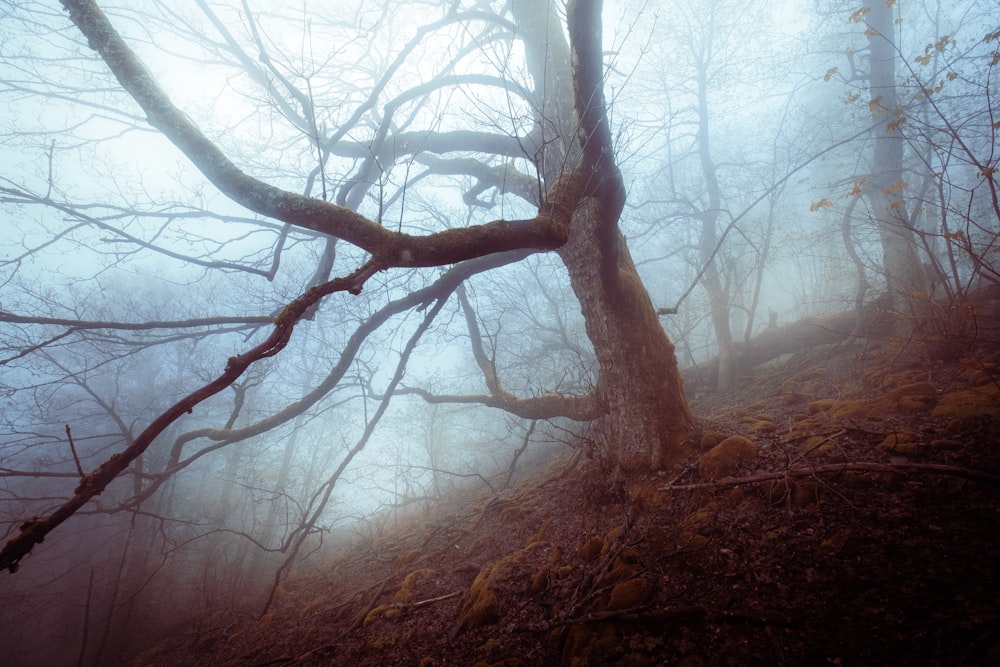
xmin=397 ymin=385 xmax=601 ymax=422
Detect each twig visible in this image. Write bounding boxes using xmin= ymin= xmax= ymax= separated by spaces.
xmin=345 ymin=578 xmax=389 ymax=634
xmin=399 ymin=590 xmax=462 ymax=609
xmin=65 ymin=425 xmax=85 ymax=478
xmin=661 ymin=461 xmax=1000 ymax=491
xmin=518 ymin=604 xmax=795 ymax=632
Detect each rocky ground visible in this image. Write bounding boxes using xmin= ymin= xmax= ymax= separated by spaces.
xmin=132 ymin=333 xmax=1000 ymax=666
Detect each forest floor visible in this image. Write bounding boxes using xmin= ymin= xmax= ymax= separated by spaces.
xmin=132 ymin=326 xmax=1000 ymax=666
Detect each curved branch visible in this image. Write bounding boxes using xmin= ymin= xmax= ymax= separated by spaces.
xmin=105 ymin=251 xmax=539 ymax=511
xmin=397 ymin=385 xmax=601 ymax=422
xmin=0 ymin=260 xmax=376 ymax=573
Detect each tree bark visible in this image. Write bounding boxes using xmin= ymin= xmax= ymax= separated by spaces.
xmin=694 ymin=57 xmax=738 ymax=389
xmin=557 ymin=0 xmax=694 ymax=470
xmin=559 ymin=215 xmax=694 ymax=470
xmin=866 ymin=2 xmax=929 ymax=327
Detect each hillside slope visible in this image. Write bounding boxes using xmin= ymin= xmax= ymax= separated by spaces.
xmin=133 ymin=336 xmax=1000 ymax=666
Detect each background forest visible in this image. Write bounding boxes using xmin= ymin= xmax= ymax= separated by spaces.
xmin=0 ymin=0 xmax=997 ymax=664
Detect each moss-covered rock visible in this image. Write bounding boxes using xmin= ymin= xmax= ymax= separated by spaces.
xmin=699 ymin=430 xmax=728 ymax=452
xmin=699 ymin=436 xmax=757 ymax=480
xmin=932 ymin=383 xmax=1000 ymax=420
xmin=606 ymin=577 xmax=652 ymax=611
xmin=394 ymin=568 xmax=434 ymax=604
xmin=876 ymin=431 xmax=920 ymax=455
xmin=747 ymin=419 xmax=776 ymax=434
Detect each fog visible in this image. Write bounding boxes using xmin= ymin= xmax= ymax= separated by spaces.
xmin=1 ymin=0 xmax=996 ymax=664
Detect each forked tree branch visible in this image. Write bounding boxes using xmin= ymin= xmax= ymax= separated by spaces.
xmin=0 ymin=263 xmax=374 ymax=573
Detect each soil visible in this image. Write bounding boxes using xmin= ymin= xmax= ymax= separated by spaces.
xmin=131 ymin=336 xmax=1000 ymax=667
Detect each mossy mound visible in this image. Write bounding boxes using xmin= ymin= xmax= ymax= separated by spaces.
xmin=932 ymin=383 xmax=1000 ymax=421
xmin=699 ymin=436 xmax=757 ymax=481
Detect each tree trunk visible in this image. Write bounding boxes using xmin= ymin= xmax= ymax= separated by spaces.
xmin=694 ymin=62 xmax=738 ymax=388
xmin=866 ymin=1 xmax=929 ymax=328
xmin=514 ymin=0 xmax=694 ymax=472
xmin=558 ymin=211 xmax=694 ymax=471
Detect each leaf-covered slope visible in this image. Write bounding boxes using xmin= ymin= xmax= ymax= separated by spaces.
xmin=133 ymin=339 xmax=1000 ymax=667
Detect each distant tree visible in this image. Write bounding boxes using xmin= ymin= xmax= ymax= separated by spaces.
xmin=860 ymin=1 xmax=931 ymax=319
xmin=815 ymin=0 xmax=998 ymax=339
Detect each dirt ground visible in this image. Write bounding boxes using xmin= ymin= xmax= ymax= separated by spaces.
xmin=132 ymin=335 xmax=1000 ymax=666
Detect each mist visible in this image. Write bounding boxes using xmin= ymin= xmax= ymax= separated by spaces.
xmin=1 ymin=0 xmax=997 ymax=664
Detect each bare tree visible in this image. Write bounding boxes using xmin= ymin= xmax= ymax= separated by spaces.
xmin=0 ymin=0 xmax=692 ymax=577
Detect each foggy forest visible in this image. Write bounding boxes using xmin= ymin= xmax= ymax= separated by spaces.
xmin=1 ymin=0 xmax=998 ymax=665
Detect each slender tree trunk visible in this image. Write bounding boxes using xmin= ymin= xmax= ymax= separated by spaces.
xmin=866 ymin=1 xmax=928 ymax=328
xmin=694 ymin=56 xmax=738 ymax=388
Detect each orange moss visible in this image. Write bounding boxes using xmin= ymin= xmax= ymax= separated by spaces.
xmin=699 ymin=431 xmax=727 ymax=452
xmin=606 ymin=578 xmax=652 ymax=611
xmin=301 ymin=595 xmax=328 ymax=616
xmin=698 ymin=436 xmax=757 ymax=481
xmin=821 ymin=529 xmax=851 ymax=552
xmin=807 ymin=398 xmax=838 ymax=414
xmin=394 ymin=568 xmax=434 ymax=604
xmin=881 ymin=381 xmax=936 ymax=413
xmin=561 ymin=624 xmax=618 ymax=667
xmin=530 ymin=546 xmax=562 ymax=593
xmin=791 ymin=366 xmax=827 ymax=382
xmin=826 ymin=400 xmax=870 ymax=418
xmin=455 ymin=541 xmax=544 ymax=633
xmin=932 ymin=383 xmax=1000 ymax=420
xmin=528 ymin=518 xmax=551 ymax=545
xmin=747 ymin=420 xmax=776 ymax=434
xmin=801 ymin=435 xmax=836 ymax=459
xmin=577 ymin=536 xmax=604 ymax=561
xmin=780 ymin=379 xmax=799 ymax=395
xmin=876 ymin=431 xmax=919 ymax=455
xmin=456 ymin=570 xmax=499 ymax=632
